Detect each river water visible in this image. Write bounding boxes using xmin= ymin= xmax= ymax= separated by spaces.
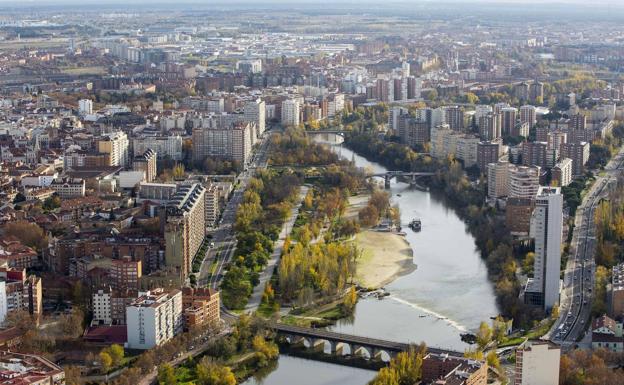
xmin=242 ymin=133 xmax=500 ymax=385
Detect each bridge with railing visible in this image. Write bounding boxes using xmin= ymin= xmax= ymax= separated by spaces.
xmin=367 ymin=170 xmax=436 ymax=188
xmin=272 ymin=323 xmax=462 ymax=360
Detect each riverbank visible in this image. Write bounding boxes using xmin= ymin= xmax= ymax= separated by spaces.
xmin=344 ymin=193 xmax=370 ymax=221
xmin=354 ymin=230 xmax=416 ymax=289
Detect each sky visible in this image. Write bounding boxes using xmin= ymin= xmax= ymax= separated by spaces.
xmin=0 ymin=0 xmax=622 ymax=3
xmin=0 ymin=0 xmax=623 ymax=11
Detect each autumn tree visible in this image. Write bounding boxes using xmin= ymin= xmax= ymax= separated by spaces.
xmin=99 ymin=351 xmax=113 ymax=373
xmin=476 ymin=321 xmax=493 ymax=350
xmin=3 ymin=220 xmax=47 ymax=250
xmin=252 ymin=335 xmax=279 ymax=367
xmin=343 ymin=286 xmax=358 ymax=313
xmin=369 ymin=344 xmax=426 ymax=385
xmin=195 ymin=357 xmax=236 ymax=385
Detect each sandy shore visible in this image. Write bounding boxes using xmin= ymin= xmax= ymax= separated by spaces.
xmin=354 ymin=230 xmax=416 ymax=289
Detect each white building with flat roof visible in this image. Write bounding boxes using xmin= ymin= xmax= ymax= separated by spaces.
xmin=126 ymin=288 xmax=183 ymax=349
xmin=514 ymin=340 xmax=560 ymax=385
xmin=92 ymin=289 xmax=112 ymax=325
xmin=525 ymin=187 xmax=563 ymax=310
xmin=281 ymin=99 xmax=300 ymax=127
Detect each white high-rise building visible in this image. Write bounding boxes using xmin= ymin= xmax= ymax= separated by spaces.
xmin=487 ymin=161 xmax=510 ymax=199
xmin=509 ymin=165 xmax=541 ymax=199
xmin=126 ymin=289 xmax=183 ymax=350
xmin=431 ymin=108 xmax=446 ymax=128
xmin=281 ymin=99 xmax=301 ymax=127
xmin=78 ymin=99 xmax=93 ymax=115
xmin=244 ymin=99 xmax=266 ymax=135
xmin=514 ymin=340 xmax=560 ymax=385
xmin=97 ymin=131 xmax=129 ymax=167
xmin=526 ymin=187 xmax=563 ymax=310
xmin=0 ymin=281 xmax=7 ymax=324
xmin=401 ymin=61 xmax=410 ymax=76
xmin=92 ymin=289 xmax=112 ymax=325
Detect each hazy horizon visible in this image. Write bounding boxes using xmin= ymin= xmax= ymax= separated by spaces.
xmin=0 ymin=0 xmax=623 ymax=4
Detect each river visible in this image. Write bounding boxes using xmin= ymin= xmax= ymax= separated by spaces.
xmin=242 ymin=133 xmax=500 ymax=385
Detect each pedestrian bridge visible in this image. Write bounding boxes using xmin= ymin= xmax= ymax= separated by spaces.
xmin=272 ymin=323 xmax=461 ymax=361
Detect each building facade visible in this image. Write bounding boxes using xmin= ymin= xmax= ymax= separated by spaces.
xmin=514 ymin=340 xmax=560 ymax=385
xmin=525 ymin=187 xmax=563 ymax=310
xmin=126 ymin=288 xmax=183 ymax=349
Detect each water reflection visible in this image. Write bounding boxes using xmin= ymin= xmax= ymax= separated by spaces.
xmin=241 ymin=355 xmax=376 ymax=385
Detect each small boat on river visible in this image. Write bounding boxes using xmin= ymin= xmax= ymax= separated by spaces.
xmin=409 ymin=219 xmax=422 ymax=231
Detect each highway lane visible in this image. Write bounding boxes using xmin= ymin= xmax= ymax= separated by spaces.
xmin=551 ymin=147 xmax=624 ymax=347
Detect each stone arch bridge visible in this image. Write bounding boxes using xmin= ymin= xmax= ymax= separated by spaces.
xmin=272 ymin=323 xmax=461 ymax=361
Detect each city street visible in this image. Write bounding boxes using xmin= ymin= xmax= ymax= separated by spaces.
xmin=550 ymin=147 xmax=624 ymax=347
xmin=197 ymin=133 xmax=272 ymax=290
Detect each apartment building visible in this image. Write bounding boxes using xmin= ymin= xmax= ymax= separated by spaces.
xmin=477 ymin=141 xmax=501 ymax=171
xmin=522 ymin=141 xmax=549 ymax=169
xmin=111 ymin=256 xmax=142 ymax=292
xmin=92 ymin=287 xmax=137 ymax=326
xmin=514 ymin=340 xmax=560 ymax=385
xmin=608 ymin=263 xmax=624 ymax=319
xmin=93 ymin=289 xmax=113 ymax=325
xmin=205 ymin=183 xmax=220 ymax=228
xmin=192 ymin=121 xmax=256 ymax=164
xmin=421 ymin=352 xmax=488 ymax=385
xmin=487 ymin=161 xmax=510 ymax=199
xmin=126 ymin=288 xmax=183 ymax=349
xmin=443 ymin=105 xmax=465 ymax=131
xmin=552 ymin=158 xmax=573 ymax=187
xmin=138 ymin=182 xmax=178 ymax=202
xmin=164 ymin=183 xmax=206 ymax=281
xmin=133 ymin=136 xmax=183 ymax=161
xmin=50 ymin=178 xmax=85 ymax=199
xmin=244 ymin=99 xmax=266 ymax=135
xmin=520 ymin=105 xmax=537 ymax=127
xmin=281 ymin=99 xmax=301 ymax=127
xmin=0 ymin=268 xmax=42 ymax=324
xmin=182 ymin=287 xmax=220 ymax=330
xmin=398 ymin=115 xmax=430 ymax=147
xmin=132 ymin=148 xmax=157 ymax=182
xmin=487 ymin=162 xmax=540 ymax=199
xmin=97 ymin=131 xmax=129 ymax=167
xmin=501 ymin=107 xmax=518 ymax=137
xmin=509 ymin=165 xmax=541 ymax=199
xmin=525 ymin=187 xmax=563 ymax=310
xmin=478 ymin=112 xmax=501 ymax=140
xmin=506 ymin=197 xmax=535 ymax=236
xmin=560 ymin=142 xmax=590 ymax=177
